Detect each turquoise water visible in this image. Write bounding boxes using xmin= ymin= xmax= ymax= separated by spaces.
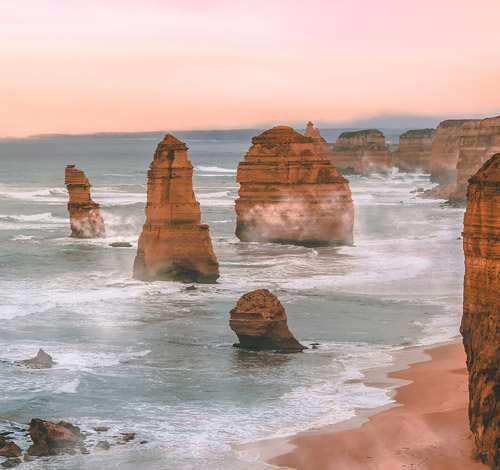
xmin=0 ymin=137 xmax=464 ymax=469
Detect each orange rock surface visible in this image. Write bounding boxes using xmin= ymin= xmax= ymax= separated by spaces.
xmin=429 ymin=119 xmax=476 ymax=184
xmin=235 ymin=126 xmax=354 ymax=245
xmin=393 ymin=128 xmax=436 ymax=172
xmin=449 ymin=116 xmax=500 ymax=203
xmin=330 ymin=129 xmax=393 ymax=173
xmin=229 ymin=289 xmax=306 ymax=351
xmin=64 ymin=165 xmax=105 ymax=238
xmin=133 ymin=134 xmax=219 ymax=283
xmin=461 ymin=153 xmax=500 ymax=469
xmin=305 ymin=121 xmax=331 ymax=160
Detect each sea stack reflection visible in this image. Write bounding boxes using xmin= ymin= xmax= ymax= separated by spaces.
xmin=64 ymin=165 xmax=105 ymax=238
xmin=133 ymin=134 xmax=219 ymax=283
xmin=461 ymin=153 xmax=500 ymax=468
xmin=235 ymin=126 xmax=354 ymax=245
xmin=229 ymin=289 xmax=306 ymax=352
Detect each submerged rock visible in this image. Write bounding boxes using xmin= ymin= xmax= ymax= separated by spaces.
xmin=229 ymin=289 xmax=306 ymax=352
xmin=133 ymin=134 xmax=219 ymax=283
xmin=1 ymin=458 xmax=21 ymax=468
xmin=461 ymin=153 xmax=500 ymax=468
xmin=235 ymin=126 xmax=354 ymax=246
xmin=109 ymin=242 xmax=132 ymax=248
xmin=17 ymin=349 xmax=54 ymax=369
xmin=64 ymin=165 xmax=105 ymax=238
xmin=330 ymin=129 xmax=393 ymax=173
xmin=27 ymin=419 xmax=84 ymax=456
xmin=95 ymin=440 xmax=110 ymax=451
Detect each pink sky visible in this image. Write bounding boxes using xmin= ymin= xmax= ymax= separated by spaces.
xmin=1 ymin=0 xmax=500 ymax=136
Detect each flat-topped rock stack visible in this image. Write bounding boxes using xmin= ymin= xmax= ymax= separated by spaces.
xmin=461 ymin=153 xmax=500 ymax=468
xmin=235 ymin=126 xmax=354 ymax=246
xmin=305 ymin=121 xmax=331 ymax=160
xmin=393 ymin=128 xmax=436 ymax=172
xmin=64 ymin=165 xmax=105 ymax=238
xmin=330 ymin=129 xmax=393 ymax=173
xmin=133 ymin=134 xmax=219 ymax=283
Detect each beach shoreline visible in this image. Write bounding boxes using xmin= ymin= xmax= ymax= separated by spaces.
xmin=236 ymin=340 xmax=487 ymax=470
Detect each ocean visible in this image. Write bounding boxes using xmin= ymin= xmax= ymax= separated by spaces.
xmin=0 ymin=137 xmax=465 ymax=469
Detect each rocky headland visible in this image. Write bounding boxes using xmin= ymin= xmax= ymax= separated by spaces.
xmin=229 ymin=289 xmax=306 ymax=352
xmin=64 ymin=165 xmax=105 ymax=238
xmin=330 ymin=129 xmax=393 ymax=173
xmin=133 ymin=134 xmax=219 ymax=283
xmin=461 ymin=152 xmax=500 ymax=468
xmin=393 ymin=128 xmax=436 ymax=172
xmin=235 ymin=125 xmax=354 ymax=245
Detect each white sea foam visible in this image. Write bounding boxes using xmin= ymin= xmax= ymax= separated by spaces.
xmin=195 ymin=166 xmax=237 ymax=174
xmin=55 ymin=378 xmax=81 ymax=394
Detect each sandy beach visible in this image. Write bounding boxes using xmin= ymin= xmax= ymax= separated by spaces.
xmin=240 ymin=342 xmax=488 ymax=470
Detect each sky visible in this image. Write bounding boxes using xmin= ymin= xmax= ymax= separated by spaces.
xmin=1 ymin=0 xmax=500 ymax=137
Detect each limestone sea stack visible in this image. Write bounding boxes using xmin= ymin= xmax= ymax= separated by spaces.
xmin=305 ymin=121 xmax=331 ymax=160
xmin=133 ymin=134 xmax=219 ymax=283
xmin=461 ymin=153 xmax=500 ymax=468
xmin=64 ymin=166 xmax=105 ymax=238
xmin=393 ymin=128 xmax=436 ymax=172
xmin=448 ymin=116 xmax=500 ymax=203
xmin=429 ymin=119 xmax=477 ymax=184
xmin=229 ymin=289 xmax=306 ymax=351
xmin=330 ymin=129 xmax=393 ymax=173
xmin=235 ymin=126 xmax=354 ymax=245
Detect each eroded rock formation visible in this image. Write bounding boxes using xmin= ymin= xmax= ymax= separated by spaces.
xmin=449 ymin=116 xmax=500 ymax=203
xmin=17 ymin=349 xmax=54 ymax=369
xmin=330 ymin=129 xmax=393 ymax=173
xmin=229 ymin=289 xmax=306 ymax=351
xmin=133 ymin=134 xmax=219 ymax=283
xmin=461 ymin=153 xmax=500 ymax=468
xmin=235 ymin=126 xmax=354 ymax=245
xmin=393 ymin=128 xmax=436 ymax=172
xmin=64 ymin=165 xmax=105 ymax=238
xmin=429 ymin=120 xmax=476 ymax=184
xmin=28 ymin=419 xmax=84 ymax=456
xmin=305 ymin=121 xmax=331 ymax=160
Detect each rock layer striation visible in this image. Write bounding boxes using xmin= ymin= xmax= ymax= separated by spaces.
xmin=64 ymin=166 xmax=105 ymax=238
xmin=393 ymin=128 xmax=436 ymax=172
xmin=133 ymin=134 xmax=219 ymax=283
xmin=235 ymin=126 xmax=354 ymax=245
xmin=330 ymin=129 xmax=393 ymax=173
xmin=461 ymin=153 xmax=500 ymax=469
xmin=229 ymin=289 xmax=306 ymax=351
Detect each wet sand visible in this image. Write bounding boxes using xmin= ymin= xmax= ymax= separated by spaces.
xmin=240 ymin=342 xmax=488 ymax=470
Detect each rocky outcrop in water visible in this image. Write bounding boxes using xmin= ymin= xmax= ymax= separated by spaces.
xmin=429 ymin=120 xmax=477 ymax=185
xmin=0 ymin=438 xmax=21 ymax=458
xmin=393 ymin=128 xmax=436 ymax=172
xmin=235 ymin=126 xmax=354 ymax=245
xmin=17 ymin=349 xmax=54 ymax=369
xmin=27 ymin=419 xmax=84 ymax=456
xmin=448 ymin=116 xmax=500 ymax=203
xmin=229 ymin=289 xmax=306 ymax=351
xmin=461 ymin=153 xmax=500 ymax=469
xmin=305 ymin=121 xmax=331 ymax=160
xmin=133 ymin=134 xmax=219 ymax=283
xmin=64 ymin=165 xmax=105 ymax=238
xmin=330 ymin=129 xmax=393 ymax=173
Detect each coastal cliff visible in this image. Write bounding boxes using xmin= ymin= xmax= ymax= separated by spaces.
xmin=449 ymin=116 xmax=500 ymax=203
xmin=133 ymin=134 xmax=219 ymax=283
xmin=330 ymin=129 xmax=393 ymax=173
xmin=305 ymin=121 xmax=331 ymax=160
xmin=64 ymin=165 xmax=105 ymax=238
xmin=394 ymin=128 xmax=436 ymax=172
xmin=235 ymin=126 xmax=354 ymax=245
xmin=461 ymin=152 xmax=500 ymax=468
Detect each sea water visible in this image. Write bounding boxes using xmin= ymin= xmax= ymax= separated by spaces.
xmin=0 ymin=137 xmax=465 ymax=469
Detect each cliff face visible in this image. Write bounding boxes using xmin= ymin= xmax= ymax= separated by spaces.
xmin=64 ymin=165 xmax=105 ymax=238
xmin=393 ymin=128 xmax=436 ymax=172
xmin=305 ymin=121 xmax=331 ymax=160
xmin=461 ymin=153 xmax=500 ymax=469
xmin=330 ymin=129 xmax=393 ymax=173
xmin=429 ymin=119 xmax=476 ymax=184
xmin=235 ymin=126 xmax=354 ymax=246
xmin=449 ymin=116 xmax=500 ymax=203
xmin=229 ymin=289 xmax=306 ymax=351
xmin=133 ymin=134 xmax=219 ymax=283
